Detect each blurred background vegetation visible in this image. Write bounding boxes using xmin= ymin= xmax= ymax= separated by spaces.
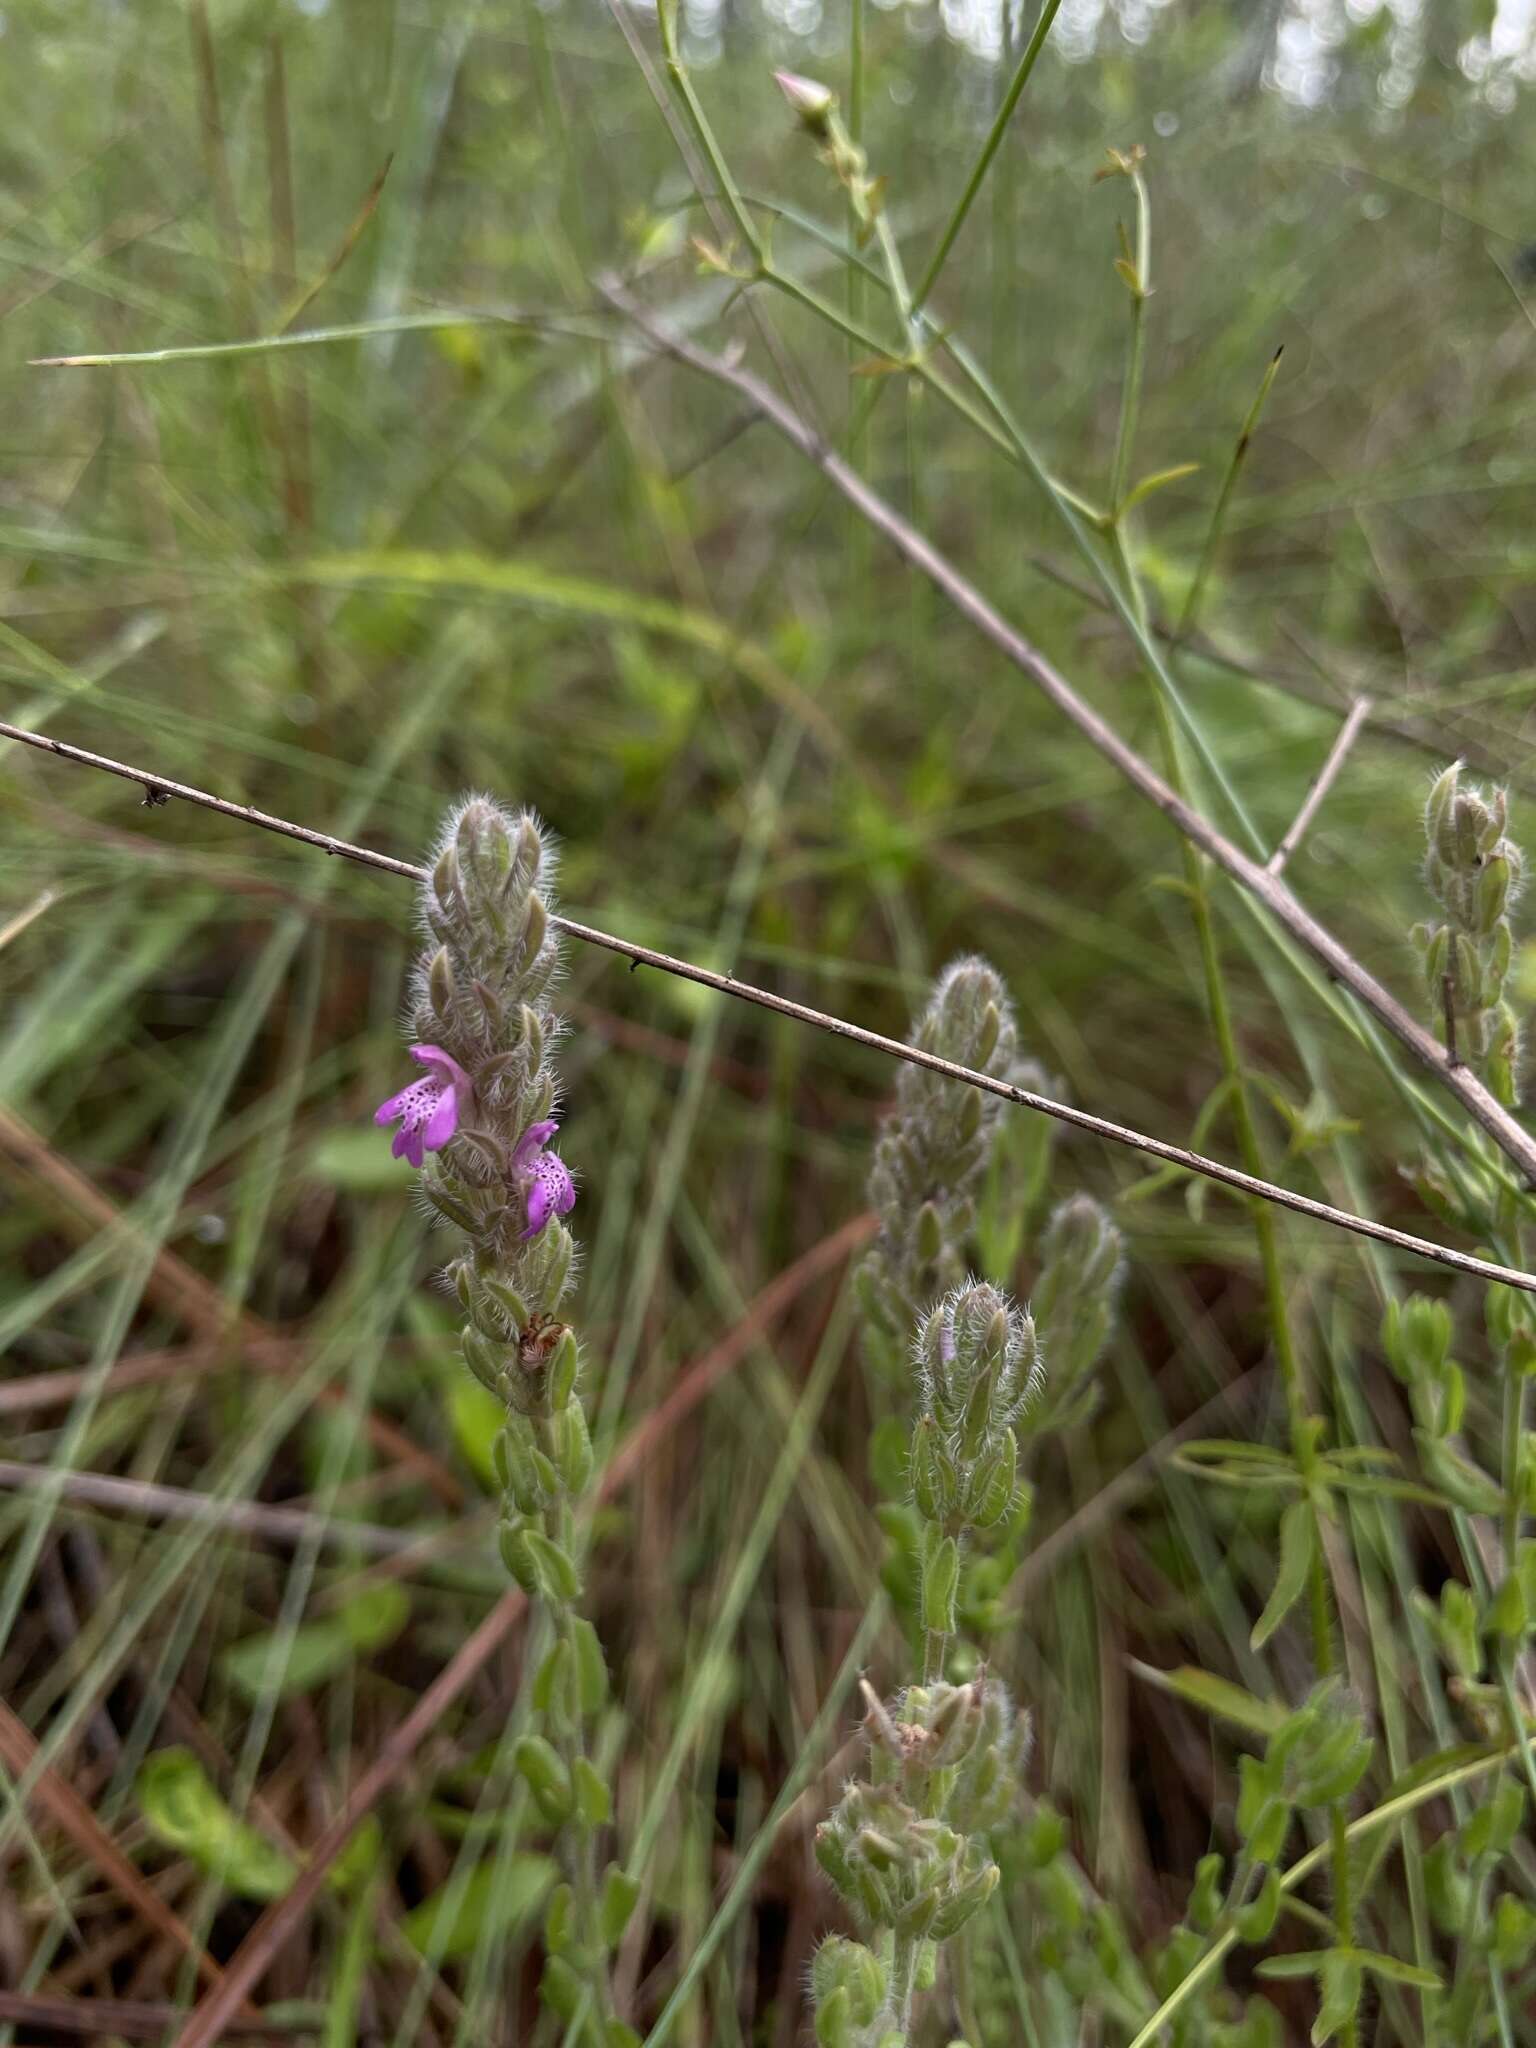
xmin=3 ymin=0 xmax=1536 ymax=2042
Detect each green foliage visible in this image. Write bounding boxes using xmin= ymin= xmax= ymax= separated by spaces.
xmin=401 ymin=1854 xmax=557 ymax=1960
xmin=6 ymin=5 xmax=1536 ymax=2044
xmin=218 ymin=1585 xmax=411 ymax=1702
xmin=136 ymin=1750 xmax=298 ymax=1901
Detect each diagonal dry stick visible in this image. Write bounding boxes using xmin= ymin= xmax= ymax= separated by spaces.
xmin=593 ymin=278 xmax=1536 ymax=1193
xmin=2 ymin=718 xmax=1531 ymax=1294
xmin=1267 ymin=695 xmax=1375 ymax=876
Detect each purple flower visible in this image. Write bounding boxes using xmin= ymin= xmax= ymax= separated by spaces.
xmin=513 ymin=1119 xmax=576 ymax=1239
xmin=375 ymin=1045 xmax=472 ymax=1168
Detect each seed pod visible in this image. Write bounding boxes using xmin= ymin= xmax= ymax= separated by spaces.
xmin=915 ymin=1201 xmax=943 ymax=1265
xmin=433 ymin=840 xmax=462 ymax=914
xmin=600 ymin=1864 xmax=640 ymax=1947
xmin=922 ymin=1533 xmax=960 ymax=1637
xmin=515 ymin=1734 xmax=573 ymax=1824
xmin=548 ymin=1329 xmax=580 ymax=1411
xmin=909 ymin=1416 xmax=952 ymax=1523
xmin=498 ymin=1519 xmax=540 ymax=1594
xmin=572 ymin=1756 xmax=612 ymax=1828
xmin=571 ymin=1616 xmax=609 ymax=1714
xmin=551 ymin=1401 xmax=594 ymax=1495
xmin=544 ymin=1883 xmax=574 ymax=1956
xmin=480 ymin=1274 xmax=531 ymax=1332
xmin=461 ymin=1325 xmax=504 ymax=1395
xmin=968 ymin=1427 xmax=1019 ymax=1529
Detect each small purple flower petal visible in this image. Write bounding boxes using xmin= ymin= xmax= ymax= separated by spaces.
xmin=375 ymin=1087 xmax=413 ymax=1127
xmin=374 ymin=1044 xmax=472 ymax=1169
xmin=516 ymin=1140 xmax=577 ymax=1239
xmin=522 ymin=1172 xmax=555 ymax=1240
xmin=422 ymin=1086 xmax=461 ymax=1152
xmin=410 ymin=1044 xmax=471 ymax=1091
xmin=512 ymin=1118 xmax=560 ymax=1170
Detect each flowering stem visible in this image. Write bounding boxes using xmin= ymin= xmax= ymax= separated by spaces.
xmin=540 ymin=1493 xmax=615 ymax=2039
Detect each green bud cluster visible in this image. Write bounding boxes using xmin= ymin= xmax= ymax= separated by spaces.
xmin=809 ymin=1936 xmax=894 ymax=2048
xmin=1383 ymin=1290 xmax=1525 ymax=1527
xmin=1389 ymin=1281 xmax=1536 ymax=1691
xmin=811 ymin=1676 xmax=1028 ymax=2044
xmin=908 ymin=1284 xmax=1040 ymax=1655
xmin=1026 ymin=1195 xmax=1124 ymax=1438
xmin=857 ymin=958 xmax=1020 ymax=1381
xmin=1421 ymin=1778 xmax=1534 ymax=2041
xmin=814 ymin=1780 xmax=999 ymax=1943
xmin=1236 ymin=1682 xmax=1372 ymax=1866
xmin=1414 ymin=763 xmax=1525 ymax=1103
xmin=774 ymin=69 xmax=887 ymax=247
xmin=915 ymin=1283 xmax=1040 ymax=1465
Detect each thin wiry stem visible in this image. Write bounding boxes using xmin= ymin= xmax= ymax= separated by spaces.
xmin=4 ymin=716 xmax=1534 ymax=1294
xmin=910 ymin=0 xmax=1067 ymax=317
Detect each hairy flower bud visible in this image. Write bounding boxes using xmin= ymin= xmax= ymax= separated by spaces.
xmin=774 ymin=68 xmax=836 ymax=133
xmin=947 ymin=1679 xmax=1032 ymax=1835
xmin=916 ymin=1281 xmax=1043 ymax=1466
xmin=811 ymin=1936 xmax=886 ymax=2033
xmin=1417 ymin=763 xmax=1525 ymax=1104
xmin=858 ymin=958 xmax=1023 ymax=1378
xmin=815 ymin=1782 xmax=996 ymax=1941
xmin=1027 ymin=1195 xmax=1124 ymax=1436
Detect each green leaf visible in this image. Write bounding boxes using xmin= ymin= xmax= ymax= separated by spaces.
xmin=219 ymin=1585 xmax=410 ymax=1702
xmin=1313 ymin=1951 xmax=1362 ymax=2045
xmin=1414 ymin=1431 xmax=1505 ymax=1516
xmin=448 ymin=1378 xmax=506 ymax=1491
xmin=1252 ymin=1499 xmax=1317 ymax=1650
xmin=1257 ymin=1950 xmax=1330 ymax=1980
xmin=1235 ymin=1867 xmax=1282 ymax=1945
xmin=1119 ymin=461 xmax=1201 ymax=516
xmin=1129 ymin=1660 xmax=1286 ymax=1736
xmin=600 ymin=1864 xmax=640 ymax=1947
xmin=1355 ymin=1949 xmax=1441 ymax=1990
xmin=401 ymin=1854 xmax=555 ymax=1960
xmin=136 ymin=1749 xmax=297 ymax=1901
xmin=308 ymin=1126 xmax=415 ymax=1191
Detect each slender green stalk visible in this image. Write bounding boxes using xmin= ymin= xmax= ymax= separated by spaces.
xmin=889 ymin=1933 xmax=921 ymax=2032
xmin=1105 ymin=181 xmax=1358 ymax=2045
xmin=655 ymin=0 xmax=763 ymax=265
xmin=1176 ymin=344 xmax=1284 ymax=641
xmin=1108 ymin=167 xmax=1149 ymax=516
xmin=911 ymin=0 xmax=1066 ymax=316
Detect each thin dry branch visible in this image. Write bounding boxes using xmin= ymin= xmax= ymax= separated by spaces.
xmin=2 ymin=718 xmax=1531 ymax=1293
xmin=1267 ymin=695 xmax=1375 ymax=875
xmin=594 ymin=278 xmax=1536 ymax=1193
